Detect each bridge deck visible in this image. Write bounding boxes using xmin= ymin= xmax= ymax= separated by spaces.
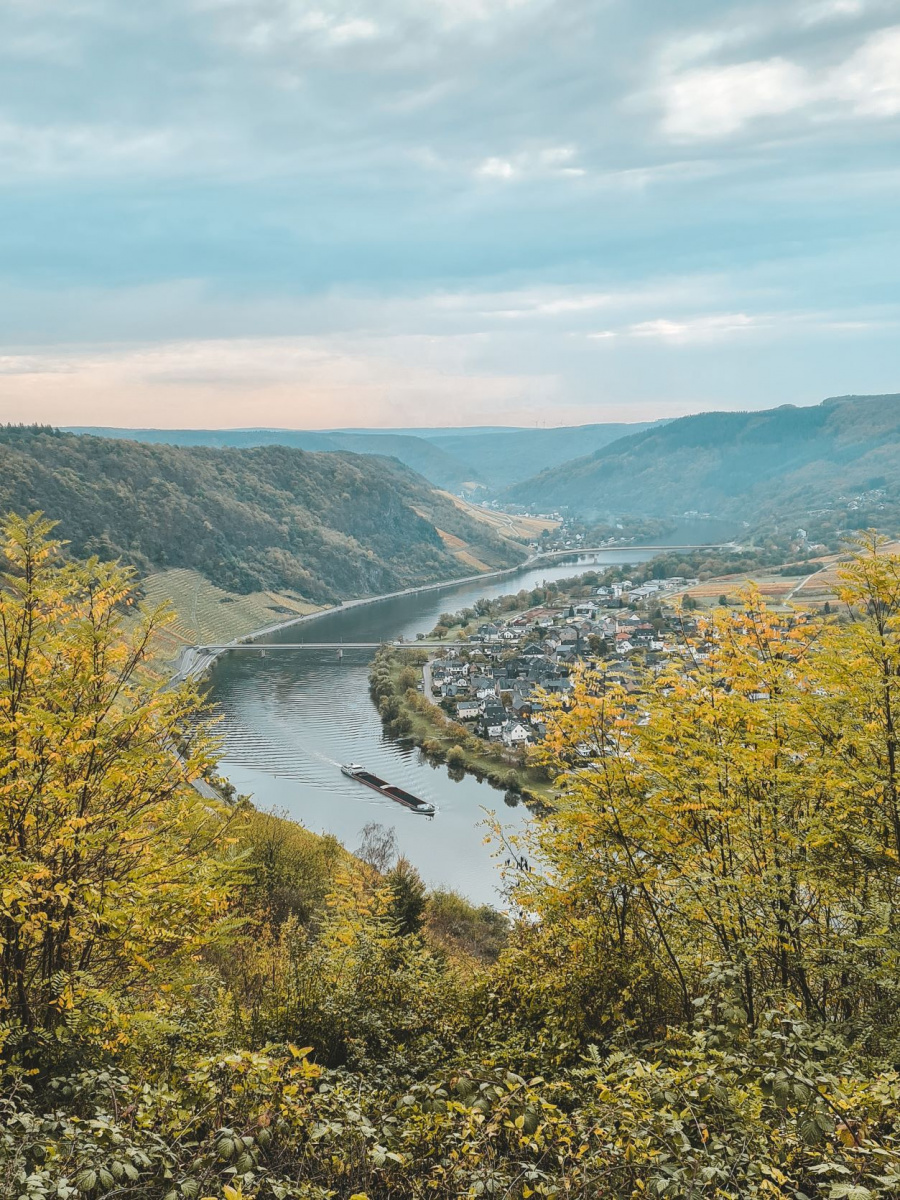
xmin=195 ymin=639 xmax=503 ymax=651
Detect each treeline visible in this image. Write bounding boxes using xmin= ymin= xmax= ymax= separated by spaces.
xmin=550 ymin=541 xmax=822 ymax=595
xmin=4 ymin=514 xmax=900 ymax=1198
xmin=425 ymin=544 xmax=812 ymax=635
xmin=0 ymin=426 xmax=524 ymax=602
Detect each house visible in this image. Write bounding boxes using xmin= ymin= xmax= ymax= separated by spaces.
xmin=556 ymin=647 xmax=581 ymax=666
xmin=520 ymin=643 xmax=544 ymax=659
xmin=456 ymin=699 xmax=482 ymax=720
xmin=479 ymin=704 xmax=507 ymax=739
xmin=543 ymin=676 xmax=573 ymax=695
xmin=501 ymin=721 xmax=533 ymax=748
xmin=438 ymin=680 xmax=465 ymax=698
xmin=470 ymin=675 xmax=496 ymax=700
xmin=527 ymin=660 xmax=556 ymax=683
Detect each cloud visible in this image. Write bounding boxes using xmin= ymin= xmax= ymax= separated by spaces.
xmin=0 ymin=335 xmax=559 ymax=428
xmin=588 ymin=310 xmax=897 ymax=345
xmin=426 ymin=0 xmax=540 ymax=24
xmin=476 ymin=156 xmax=517 ymax=179
xmin=200 ymin=0 xmax=382 ymax=51
xmin=660 ymin=59 xmax=812 ymax=140
xmin=0 ymin=117 xmax=197 ymax=176
xmin=475 ymin=144 xmax=584 ymax=180
xmin=658 ymin=24 xmax=900 ymax=140
xmin=201 ymin=0 xmax=543 ymax=55
xmin=589 ymin=313 xmax=761 ymax=344
xmin=627 ymin=314 xmax=760 ymax=343
xmin=837 ymin=25 xmax=900 ymax=115
xmin=1 ymin=1 xmax=899 ymax=425
xmin=796 ymin=0 xmax=865 ymax=26
xmin=0 ymin=354 xmax=75 ymax=375
xmin=327 ymin=17 xmax=378 ymax=43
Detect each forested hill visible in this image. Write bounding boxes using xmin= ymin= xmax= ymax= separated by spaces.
xmin=505 ymin=393 xmax=900 ymax=521
xmin=0 ymin=427 xmax=525 ymax=601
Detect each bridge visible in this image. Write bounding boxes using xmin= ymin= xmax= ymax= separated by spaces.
xmin=197 ymin=642 xmax=382 ymax=651
xmin=193 ymin=640 xmax=472 ymax=652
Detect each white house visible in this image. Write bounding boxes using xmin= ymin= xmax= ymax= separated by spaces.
xmin=501 ymin=722 xmax=532 ymax=747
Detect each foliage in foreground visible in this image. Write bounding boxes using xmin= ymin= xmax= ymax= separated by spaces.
xmin=3 ymin=515 xmax=900 ymax=1198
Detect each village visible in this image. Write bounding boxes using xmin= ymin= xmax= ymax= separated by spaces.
xmin=423 ymin=573 xmax=701 ymax=751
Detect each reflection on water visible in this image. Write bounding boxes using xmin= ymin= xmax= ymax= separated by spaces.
xmin=208 ymin=546 xmax=698 ymax=903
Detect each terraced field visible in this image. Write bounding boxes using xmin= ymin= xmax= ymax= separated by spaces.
xmin=676 ymin=544 xmax=900 ymax=611
xmin=438 ymin=493 xmax=560 ymax=542
xmin=138 ymin=569 xmax=322 ymax=669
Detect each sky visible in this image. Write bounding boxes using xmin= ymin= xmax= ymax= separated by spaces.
xmin=1 ymin=0 xmax=899 ymax=429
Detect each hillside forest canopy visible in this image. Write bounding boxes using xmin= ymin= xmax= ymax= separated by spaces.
xmin=506 ymin=394 xmax=900 ymax=544
xmin=0 ymin=427 xmax=524 ymax=603
xmin=4 ymin=511 xmax=900 ymax=1198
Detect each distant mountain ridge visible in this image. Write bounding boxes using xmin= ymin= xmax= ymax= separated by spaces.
xmin=504 ymin=394 xmax=900 ymax=522
xmin=64 ymin=422 xmax=658 ymax=492
xmin=0 ymin=428 xmax=525 ymax=602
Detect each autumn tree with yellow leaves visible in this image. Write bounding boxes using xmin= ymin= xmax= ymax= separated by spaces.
xmin=0 ymin=513 xmax=235 ymax=1048
xmin=510 ymin=533 xmax=900 ymax=1047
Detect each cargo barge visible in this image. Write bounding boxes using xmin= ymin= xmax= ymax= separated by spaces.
xmin=341 ymin=763 xmax=436 ymax=815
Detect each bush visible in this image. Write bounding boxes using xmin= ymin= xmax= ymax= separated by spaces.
xmin=446 ymin=746 xmax=466 ymax=768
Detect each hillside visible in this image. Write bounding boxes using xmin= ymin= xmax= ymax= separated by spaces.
xmin=424 ymin=422 xmax=657 ymax=488
xmin=64 ymin=421 xmax=657 ymax=492
xmin=506 ymin=394 xmax=900 ymax=527
xmin=0 ymin=427 xmax=525 ymax=602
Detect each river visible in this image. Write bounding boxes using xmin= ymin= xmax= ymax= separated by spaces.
xmin=207 ymin=533 xmax=727 ymax=905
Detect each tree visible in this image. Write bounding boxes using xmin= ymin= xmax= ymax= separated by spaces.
xmin=385 ymin=857 xmax=427 ymax=934
xmin=515 ymin=545 xmax=900 ymax=1042
xmin=0 ymin=513 xmax=235 ymax=1040
xmin=354 ymin=821 xmax=398 ymax=874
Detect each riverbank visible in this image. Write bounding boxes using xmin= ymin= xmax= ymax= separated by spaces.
xmin=169 ymin=543 xmax=731 ymax=684
xmin=168 ymin=555 xmax=556 ymax=684
xmin=368 ymin=646 xmax=552 ymax=806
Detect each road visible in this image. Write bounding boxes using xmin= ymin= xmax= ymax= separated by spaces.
xmin=785 ymin=570 xmax=821 ymax=602
xmin=422 ymin=660 xmax=436 ymax=704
